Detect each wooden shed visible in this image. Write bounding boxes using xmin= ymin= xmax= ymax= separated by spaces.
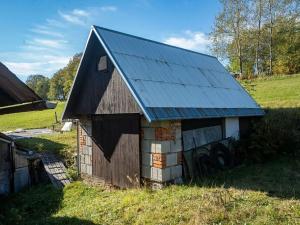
xmin=63 ymin=26 xmax=264 ymax=188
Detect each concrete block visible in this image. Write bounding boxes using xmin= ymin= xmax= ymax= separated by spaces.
xmin=170 ymin=165 xmax=182 ymax=179
xmin=173 ymin=177 xmax=184 ymax=184
xmin=85 ymin=155 xmax=91 ymax=164
xmin=157 ymin=167 xmax=171 ymax=182
xmin=151 ymin=142 xmax=156 ymax=153
xmin=143 ymin=128 xmax=155 ymax=139
xmin=142 ymin=152 xmax=152 ymax=166
xmin=166 ymin=153 xmax=177 ymax=167
xmin=81 ymin=155 xmax=85 ymax=163
xmin=142 ymin=140 xmax=151 ymax=153
xmin=86 ymin=165 xmax=92 ymax=175
xmin=82 ymin=146 xmax=89 ymax=154
xmin=170 ymin=139 xmax=182 ymax=152
xmin=142 ymin=165 xmax=151 ymax=178
xmin=175 ymin=128 xmax=182 ymax=139
xmin=152 ymin=153 xmax=166 ymax=168
xmin=88 ymin=146 xmax=92 ymax=155
xmin=155 ymin=141 xmax=171 ymax=153
xmin=86 ymin=137 xmax=92 ymax=146
xmin=81 ymin=164 xmax=87 ymax=174
xmin=151 ymin=167 xmax=158 ymax=180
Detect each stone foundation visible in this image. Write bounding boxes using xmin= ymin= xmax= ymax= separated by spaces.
xmin=141 ymin=117 xmax=183 ymax=185
xmin=78 ymin=119 xmax=92 ymax=176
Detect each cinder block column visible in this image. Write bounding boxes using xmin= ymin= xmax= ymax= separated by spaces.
xmin=79 ymin=119 xmax=93 ymax=176
xmin=141 ymin=117 xmax=183 ymax=187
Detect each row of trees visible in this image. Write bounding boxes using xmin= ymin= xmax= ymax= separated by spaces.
xmin=26 ymin=53 xmax=81 ymax=100
xmin=211 ymin=0 xmax=299 ymax=77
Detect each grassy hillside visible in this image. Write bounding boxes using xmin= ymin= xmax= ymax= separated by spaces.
xmin=241 ymin=74 xmax=300 ymax=108
xmin=0 ymin=102 xmax=65 ymax=131
xmin=1 ymin=75 xmax=300 ymax=225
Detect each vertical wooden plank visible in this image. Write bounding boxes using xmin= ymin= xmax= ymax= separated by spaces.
xmin=92 ymin=114 xmax=140 ymax=188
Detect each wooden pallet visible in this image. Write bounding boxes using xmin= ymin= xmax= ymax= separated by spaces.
xmin=40 ymin=153 xmax=71 ymax=188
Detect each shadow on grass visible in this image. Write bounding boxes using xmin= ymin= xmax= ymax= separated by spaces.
xmin=192 ymin=157 xmax=300 ymax=199
xmin=0 ymin=184 xmax=95 ymax=225
xmin=16 ymin=137 xmax=67 ymax=154
xmin=193 ymin=106 xmax=300 ymax=199
xmin=191 ymin=107 xmax=300 ymax=200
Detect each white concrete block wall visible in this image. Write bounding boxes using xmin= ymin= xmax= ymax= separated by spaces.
xmin=225 ymin=117 xmax=240 ymax=140
xmin=141 ymin=117 xmax=183 ymax=185
xmin=79 ymin=119 xmax=93 ymax=176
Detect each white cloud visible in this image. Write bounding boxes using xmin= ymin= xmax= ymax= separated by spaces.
xmin=72 ymin=9 xmax=90 ymax=17
xmin=100 ymin=6 xmax=117 ymax=12
xmin=30 ymin=27 xmax=64 ymax=38
xmin=3 ymin=56 xmax=71 ymax=79
xmin=46 ymin=19 xmax=66 ymax=28
xmin=59 ymin=7 xmax=116 ymax=26
xmin=59 ymin=11 xmax=86 ymax=26
xmin=27 ymin=38 xmax=68 ymax=49
xmin=164 ymin=30 xmax=211 ymax=53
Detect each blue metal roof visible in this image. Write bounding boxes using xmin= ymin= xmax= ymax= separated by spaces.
xmin=92 ymin=26 xmax=264 ymax=121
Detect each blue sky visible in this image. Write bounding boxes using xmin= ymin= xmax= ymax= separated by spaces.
xmin=0 ymin=0 xmax=221 ymax=80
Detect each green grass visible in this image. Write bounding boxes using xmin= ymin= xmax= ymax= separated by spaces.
xmin=2 ymin=75 xmax=300 ymax=224
xmin=241 ymin=74 xmax=300 ymax=108
xmin=1 ymin=158 xmax=300 ymax=225
xmin=0 ymin=102 xmax=65 ymax=131
xmin=16 ymin=131 xmax=77 ymax=166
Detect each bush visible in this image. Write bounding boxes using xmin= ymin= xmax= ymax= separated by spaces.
xmin=237 ymin=108 xmax=300 ymax=162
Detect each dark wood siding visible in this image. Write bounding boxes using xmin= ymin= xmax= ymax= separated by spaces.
xmin=95 ymin=69 xmax=140 ymax=114
xmin=65 ymin=32 xmax=140 ymax=118
xmin=92 ymin=114 xmax=140 ymax=188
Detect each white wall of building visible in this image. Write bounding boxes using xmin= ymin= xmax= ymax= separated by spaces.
xmin=225 ymin=117 xmax=240 ymax=139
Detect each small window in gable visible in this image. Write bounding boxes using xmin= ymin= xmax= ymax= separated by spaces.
xmin=98 ymin=55 xmax=108 ymax=72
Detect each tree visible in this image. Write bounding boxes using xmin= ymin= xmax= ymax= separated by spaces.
xmin=26 ymin=75 xmax=50 ymax=100
xmin=48 ymin=53 xmax=81 ymax=100
xmin=211 ymin=0 xmax=300 ymax=77
xmin=211 ymin=0 xmax=249 ymax=75
xmin=252 ymin=0 xmax=265 ymax=75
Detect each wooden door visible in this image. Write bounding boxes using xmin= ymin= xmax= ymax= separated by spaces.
xmin=92 ymin=114 xmax=140 ymax=188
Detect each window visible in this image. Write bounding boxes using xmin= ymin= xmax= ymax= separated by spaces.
xmin=98 ymin=55 xmax=108 ymax=72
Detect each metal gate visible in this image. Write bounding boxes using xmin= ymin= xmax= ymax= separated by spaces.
xmin=92 ymin=114 xmax=140 ymax=188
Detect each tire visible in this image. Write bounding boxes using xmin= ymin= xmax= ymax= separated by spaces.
xmin=192 ymin=148 xmax=214 ymax=177
xmin=210 ymin=143 xmax=232 ymax=170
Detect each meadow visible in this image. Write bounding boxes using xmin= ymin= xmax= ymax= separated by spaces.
xmin=1 ymin=74 xmax=300 ymax=225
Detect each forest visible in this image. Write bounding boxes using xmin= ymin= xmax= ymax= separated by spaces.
xmin=27 ymin=0 xmax=299 ymax=100
xmin=211 ymin=0 xmax=299 ymax=77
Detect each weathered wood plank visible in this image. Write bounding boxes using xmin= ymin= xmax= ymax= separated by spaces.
xmin=40 ymin=153 xmax=71 ymax=189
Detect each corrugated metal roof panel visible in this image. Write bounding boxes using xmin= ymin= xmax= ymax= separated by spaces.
xmin=94 ymin=26 xmax=264 ymax=121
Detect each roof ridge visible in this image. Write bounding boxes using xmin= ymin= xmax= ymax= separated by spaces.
xmin=92 ymin=25 xmax=217 ymax=59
